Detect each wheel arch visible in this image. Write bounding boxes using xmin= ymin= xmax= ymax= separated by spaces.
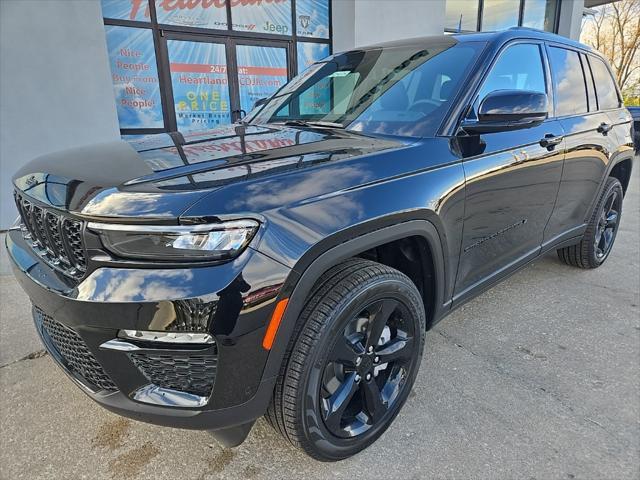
xmin=609 ymin=157 xmax=633 ymax=194
xmin=261 ymin=218 xmax=448 ymax=380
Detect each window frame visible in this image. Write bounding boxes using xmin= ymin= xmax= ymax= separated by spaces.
xmin=465 ymin=40 xmax=553 ymax=122
xmin=545 ymin=44 xmax=590 ymax=119
xmin=580 ymin=52 xmax=598 ymax=112
xmin=585 ymin=54 xmax=623 ymax=112
xmin=102 ymin=0 xmax=333 ymax=135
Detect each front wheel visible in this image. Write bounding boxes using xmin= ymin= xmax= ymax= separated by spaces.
xmin=266 ymin=259 xmax=426 ymax=461
xmin=557 ymin=177 xmax=624 ymax=269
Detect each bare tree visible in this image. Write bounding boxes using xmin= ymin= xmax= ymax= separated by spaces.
xmin=581 ymin=0 xmax=640 ymax=99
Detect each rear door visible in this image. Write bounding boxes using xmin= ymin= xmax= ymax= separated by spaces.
xmin=453 ymin=41 xmax=564 ymax=303
xmin=543 ymin=46 xmax=621 ymax=244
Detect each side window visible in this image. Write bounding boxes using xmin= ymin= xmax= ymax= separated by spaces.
xmin=581 ymin=53 xmax=598 ymax=112
xmin=588 ymin=56 xmax=621 ymax=110
xmin=477 ymin=43 xmax=546 ymax=103
xmin=548 ymin=47 xmax=588 ymax=117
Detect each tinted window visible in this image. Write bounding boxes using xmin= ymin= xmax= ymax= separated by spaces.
xmin=477 ymin=43 xmax=546 ymax=102
xmin=589 ymin=56 xmax=620 ymax=110
xmin=548 ymin=47 xmax=588 ymax=117
xmin=250 ymin=42 xmax=484 ymax=138
xmin=581 ymin=53 xmax=598 ymax=112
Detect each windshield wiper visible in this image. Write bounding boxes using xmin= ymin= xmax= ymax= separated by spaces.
xmin=282 ymin=120 xmax=345 ymax=129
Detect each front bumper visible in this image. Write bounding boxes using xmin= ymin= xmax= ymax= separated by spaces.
xmin=6 ymin=228 xmax=291 ymax=431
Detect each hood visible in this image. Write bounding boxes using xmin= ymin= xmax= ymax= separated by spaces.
xmin=12 ymin=124 xmax=403 ymax=220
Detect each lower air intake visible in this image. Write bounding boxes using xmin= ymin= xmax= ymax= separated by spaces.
xmin=36 ymin=309 xmax=117 ymax=392
xmin=129 ymin=352 xmax=217 ymax=397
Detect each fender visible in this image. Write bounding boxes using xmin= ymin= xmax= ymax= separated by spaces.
xmin=585 ymin=145 xmax=634 ymax=224
xmin=261 ymin=218 xmax=448 ymax=380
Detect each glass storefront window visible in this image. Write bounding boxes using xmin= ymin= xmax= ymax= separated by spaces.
xmin=236 ymin=45 xmax=288 ymax=113
xmin=296 ymin=42 xmax=330 ymax=74
xmin=481 ymin=0 xmax=521 ymax=31
xmin=155 ymin=0 xmax=228 ymax=29
xmin=522 ymin=0 xmax=557 ymax=32
xmin=101 ymin=0 xmax=150 ymax=22
xmin=101 ymin=0 xmax=331 ymax=134
xmin=231 ymin=0 xmax=292 ymax=35
xmin=167 ymin=40 xmax=231 ymax=132
xmin=296 ymin=0 xmax=330 ymax=39
xmin=104 ymin=26 xmax=164 ymax=129
xmin=445 ymin=0 xmax=479 ymax=31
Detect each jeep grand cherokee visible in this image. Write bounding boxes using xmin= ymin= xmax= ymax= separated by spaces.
xmin=6 ymin=28 xmax=634 ymax=461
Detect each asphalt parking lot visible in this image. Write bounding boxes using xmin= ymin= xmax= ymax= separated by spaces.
xmin=1 ymin=168 xmax=638 ymax=480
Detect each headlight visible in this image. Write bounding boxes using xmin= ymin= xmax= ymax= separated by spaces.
xmin=87 ymin=219 xmax=259 ymax=261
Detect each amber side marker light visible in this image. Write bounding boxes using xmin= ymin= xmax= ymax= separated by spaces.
xmin=263 ymin=298 xmax=289 ymax=350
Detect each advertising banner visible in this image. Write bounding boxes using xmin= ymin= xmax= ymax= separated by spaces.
xmin=167 ymin=40 xmax=232 ymax=132
xmin=101 ymin=0 xmax=228 ymax=28
xmin=104 ymin=26 xmax=164 ymax=129
xmin=155 ymin=0 xmax=228 ymax=29
xmin=101 ymin=0 xmax=150 ymax=22
xmin=295 ymin=0 xmax=329 ymax=38
xmin=236 ymin=45 xmax=288 ymax=113
xmin=231 ymin=0 xmax=292 ymax=34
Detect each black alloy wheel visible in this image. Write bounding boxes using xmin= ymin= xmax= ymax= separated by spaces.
xmin=594 ymin=186 xmax=622 ymax=261
xmin=266 ymin=258 xmax=426 ymax=461
xmin=557 ymin=176 xmax=624 ymax=269
xmin=320 ymin=298 xmax=415 ymax=438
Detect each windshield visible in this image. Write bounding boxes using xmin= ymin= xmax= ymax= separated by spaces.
xmin=248 ymin=41 xmax=484 ymax=138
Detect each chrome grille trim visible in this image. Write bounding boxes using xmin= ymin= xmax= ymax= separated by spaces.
xmin=14 ymin=191 xmax=87 ymax=279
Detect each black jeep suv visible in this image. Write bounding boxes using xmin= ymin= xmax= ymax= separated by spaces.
xmin=7 ymin=28 xmax=635 ymax=461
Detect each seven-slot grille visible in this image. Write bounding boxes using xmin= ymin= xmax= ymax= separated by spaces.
xmin=14 ymin=191 xmax=87 ymax=279
xmin=35 ymin=308 xmax=117 ymax=392
xmin=129 ymin=352 xmax=217 ymax=397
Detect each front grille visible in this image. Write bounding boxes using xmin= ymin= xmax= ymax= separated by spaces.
xmin=35 ymin=309 xmax=117 ymax=392
xmin=14 ymin=191 xmax=87 ymax=279
xmin=130 ymin=352 xmax=217 ymax=397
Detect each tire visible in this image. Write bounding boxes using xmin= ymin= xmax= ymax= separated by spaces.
xmin=557 ymin=176 xmax=624 ymax=269
xmin=266 ymin=258 xmax=426 ymax=461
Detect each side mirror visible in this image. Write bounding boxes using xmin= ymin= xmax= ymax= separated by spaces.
xmin=462 ymin=90 xmax=548 ymax=134
xmin=253 ymin=97 xmax=269 ymax=109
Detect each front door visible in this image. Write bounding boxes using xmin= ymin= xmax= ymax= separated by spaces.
xmin=453 ymin=41 xmax=564 ymax=303
xmin=162 ymin=34 xmax=291 ymax=132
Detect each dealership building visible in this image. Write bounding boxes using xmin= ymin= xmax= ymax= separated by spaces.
xmin=0 ymin=0 xmax=613 ymax=228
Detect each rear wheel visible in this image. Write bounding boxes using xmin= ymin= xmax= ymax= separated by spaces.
xmin=557 ymin=177 xmax=623 ymax=269
xmin=266 ymin=259 xmax=425 ymax=461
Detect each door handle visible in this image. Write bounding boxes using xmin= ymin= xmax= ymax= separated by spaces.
xmin=597 ymin=122 xmax=613 ymax=135
xmin=539 ymin=133 xmax=563 ymax=150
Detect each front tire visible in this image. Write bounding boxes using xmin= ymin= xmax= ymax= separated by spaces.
xmin=557 ymin=177 xmax=624 ymax=269
xmin=266 ymin=259 xmax=426 ymax=461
